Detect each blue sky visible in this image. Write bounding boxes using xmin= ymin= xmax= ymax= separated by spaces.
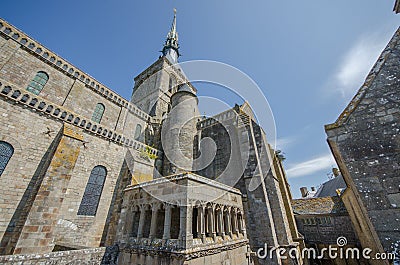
xmin=2 ymin=1 xmax=398 ymax=198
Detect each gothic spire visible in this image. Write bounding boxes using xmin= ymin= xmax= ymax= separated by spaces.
xmin=162 ymin=8 xmax=180 ymax=63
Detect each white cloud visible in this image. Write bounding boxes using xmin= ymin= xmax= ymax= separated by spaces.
xmin=285 ymin=154 xmax=336 ymax=179
xmin=275 ymin=136 xmax=296 ymax=151
xmin=328 ymin=31 xmax=392 ymax=98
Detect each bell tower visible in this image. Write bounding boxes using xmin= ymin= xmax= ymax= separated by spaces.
xmin=130 ymin=9 xmax=186 ymax=120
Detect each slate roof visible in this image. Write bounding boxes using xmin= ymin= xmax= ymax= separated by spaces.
xmin=314 ymin=175 xmax=347 ymax=198
xmin=325 ymin=27 xmax=400 ymax=130
xmin=291 ymin=196 xmax=348 ymax=215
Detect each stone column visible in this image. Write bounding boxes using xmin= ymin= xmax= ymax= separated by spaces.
xmin=232 ymin=208 xmax=239 ymax=235
xmin=240 ymin=211 xmax=247 ymax=237
xmin=210 ymin=206 xmax=217 ymax=241
xmin=198 ymin=205 xmax=206 ymax=243
xmin=163 ymin=205 xmax=171 ymax=240
xmin=179 ymin=206 xmax=193 ymax=249
xmin=117 ymin=206 xmax=128 ymax=240
xmin=214 ymin=207 xmax=220 ymax=236
xmin=218 ymin=208 xmax=225 ymax=237
xmin=226 ymin=207 xmax=232 ymax=237
xmin=206 ymin=207 xmax=212 ymax=236
xmin=137 ymin=205 xmax=146 ymax=239
xmin=237 ymin=213 xmax=242 ymax=233
xmin=149 ymin=204 xmax=159 ymax=239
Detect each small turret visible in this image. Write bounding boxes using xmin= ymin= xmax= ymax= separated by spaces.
xmin=161 ymin=84 xmax=200 ymax=175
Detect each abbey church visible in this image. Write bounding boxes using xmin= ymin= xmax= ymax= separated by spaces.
xmin=0 ymin=7 xmax=398 ymax=265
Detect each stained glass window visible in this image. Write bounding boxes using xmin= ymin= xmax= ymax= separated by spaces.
xmin=91 ymin=103 xmax=105 ymax=123
xmin=0 ymin=141 xmax=14 ymax=177
xmin=77 ymin=165 xmax=107 ymax=216
xmin=26 ymin=71 xmax=48 ymax=95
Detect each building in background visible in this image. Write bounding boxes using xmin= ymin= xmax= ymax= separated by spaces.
xmin=293 ymin=172 xmax=363 ymax=265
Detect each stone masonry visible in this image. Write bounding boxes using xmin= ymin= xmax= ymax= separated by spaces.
xmin=0 ymin=13 xmax=305 ymax=265
xmin=325 ymin=27 xmax=400 ymax=263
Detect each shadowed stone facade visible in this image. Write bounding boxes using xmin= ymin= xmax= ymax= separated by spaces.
xmin=325 ymin=28 xmax=400 ymax=264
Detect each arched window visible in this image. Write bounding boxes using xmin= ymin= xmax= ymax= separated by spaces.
xmin=0 ymin=141 xmax=14 ymax=177
xmin=77 ymin=165 xmax=107 ymax=216
xmin=26 ymin=71 xmax=48 ymax=95
xmin=134 ymin=124 xmax=142 ymax=140
xmin=91 ymin=103 xmax=105 ymax=123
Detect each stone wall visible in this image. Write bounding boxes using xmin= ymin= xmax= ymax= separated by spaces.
xmin=0 ymin=73 xmax=158 ymax=256
xmin=0 ymin=247 xmax=115 ymax=265
xmin=118 ymin=245 xmax=250 ymax=265
xmin=325 ymin=27 xmax=400 ymax=262
xmin=0 ymin=97 xmax=63 ymax=254
xmin=0 ymin=18 xmax=161 ymax=255
xmin=295 ymin=214 xmax=358 ymax=245
xmin=196 ymin=108 xmax=301 ymax=265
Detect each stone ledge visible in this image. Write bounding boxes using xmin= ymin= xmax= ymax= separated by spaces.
xmin=0 ymin=247 xmax=106 ymax=262
xmin=119 ymin=239 xmax=249 ymax=261
xmin=0 ymin=80 xmax=161 ymax=157
xmin=125 ymin=172 xmax=242 ymax=195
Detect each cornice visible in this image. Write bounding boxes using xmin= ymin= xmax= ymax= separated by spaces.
xmin=0 ymin=79 xmax=161 ymax=156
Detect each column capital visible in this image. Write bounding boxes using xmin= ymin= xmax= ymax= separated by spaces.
xmin=139 ymin=204 xmax=148 ymax=211
xmin=151 ymin=202 xmax=161 ymax=211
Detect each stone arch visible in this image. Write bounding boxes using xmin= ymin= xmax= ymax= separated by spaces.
xmin=154 ymin=203 xmax=166 ymax=239
xmin=130 ymin=205 xmax=141 ymax=237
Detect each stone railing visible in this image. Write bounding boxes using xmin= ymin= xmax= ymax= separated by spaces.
xmin=197 ymin=109 xmax=238 ymax=129
xmin=0 ymin=247 xmax=116 ymax=265
xmin=0 ymin=80 xmax=160 ymax=157
xmin=126 ymin=172 xmax=242 ymax=195
xmin=0 ymin=18 xmax=150 ymax=122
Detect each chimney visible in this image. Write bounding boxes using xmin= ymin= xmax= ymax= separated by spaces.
xmin=332 ymin=168 xmax=340 ymax=177
xmin=300 ymin=187 xmax=308 ymax=198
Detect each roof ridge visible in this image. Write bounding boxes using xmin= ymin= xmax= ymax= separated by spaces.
xmin=325 ymin=27 xmax=400 ymax=130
